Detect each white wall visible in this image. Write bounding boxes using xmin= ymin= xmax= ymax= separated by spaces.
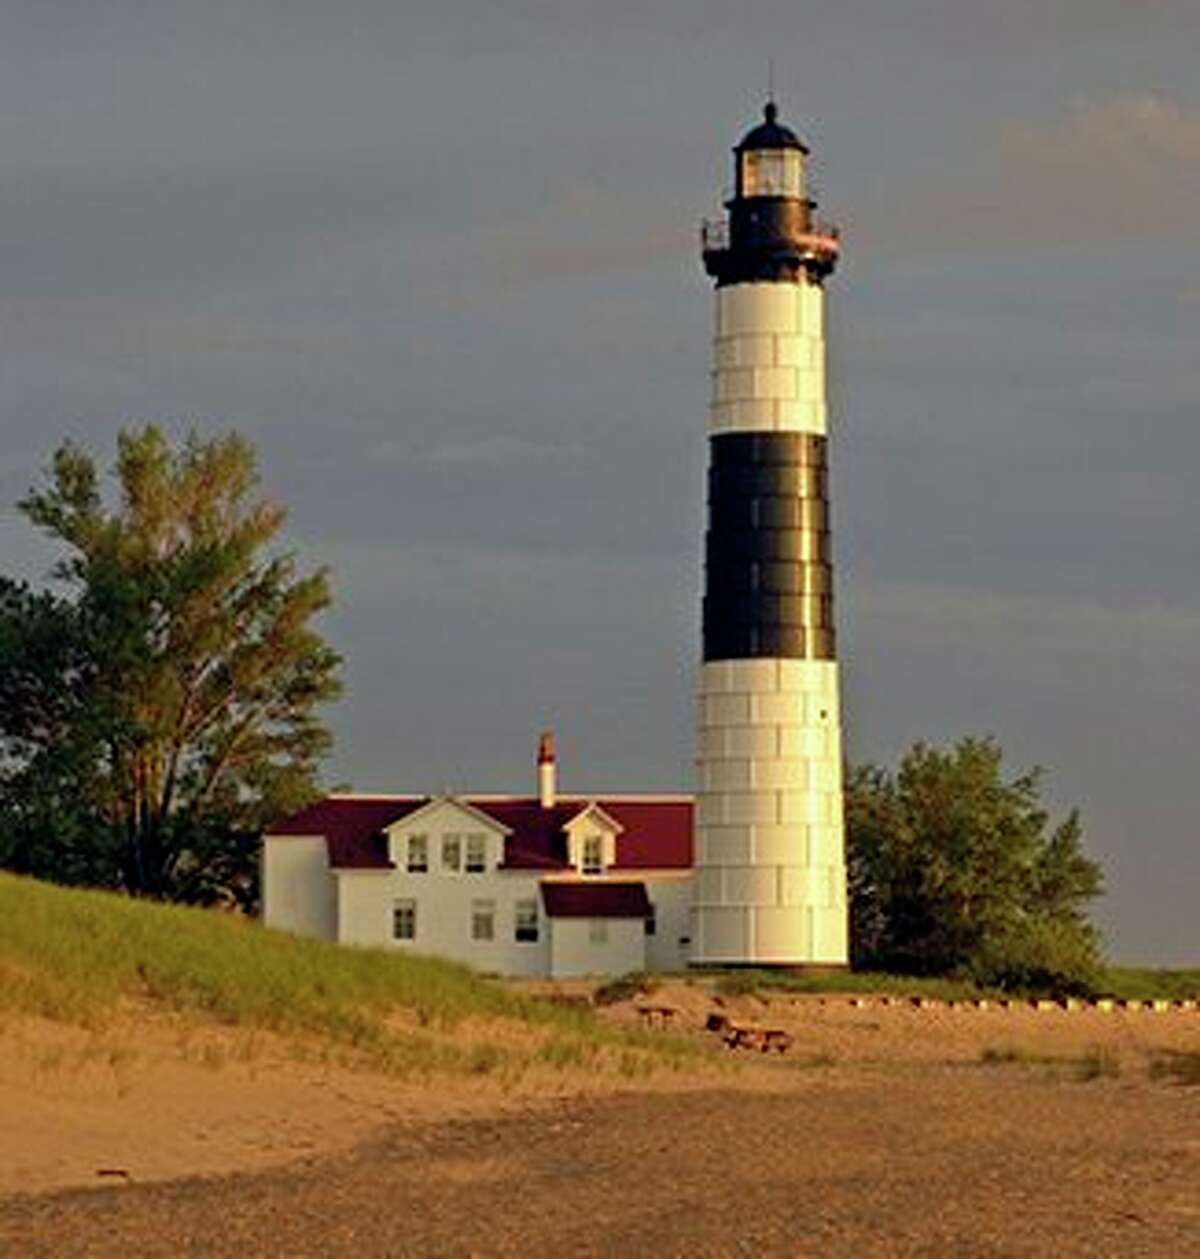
xmin=694 ymin=658 xmax=848 ymax=966
xmin=335 ymin=870 xmax=395 ymax=947
xmin=261 ymin=836 xmax=337 ymax=941
xmin=549 ymin=917 xmax=645 ymax=979
xmin=335 ymin=866 xmax=551 ymax=977
xmin=643 ymin=874 xmax=694 ymax=973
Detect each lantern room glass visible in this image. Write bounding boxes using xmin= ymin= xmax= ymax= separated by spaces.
xmin=740 ymin=148 xmax=804 ymax=198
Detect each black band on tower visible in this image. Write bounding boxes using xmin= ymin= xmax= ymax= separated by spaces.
xmin=703 ymin=431 xmax=835 ymax=662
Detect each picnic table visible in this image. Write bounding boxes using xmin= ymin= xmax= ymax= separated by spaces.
xmin=705 ymin=1012 xmax=793 ymax=1053
xmin=635 ymin=1003 xmax=678 ymax=1029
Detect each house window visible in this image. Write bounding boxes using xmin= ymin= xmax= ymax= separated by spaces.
xmin=589 ymin=918 xmax=608 ymax=944
xmin=581 ymin=835 xmax=603 ymax=876
xmin=393 ymin=899 xmax=417 ymax=941
xmin=465 ymin=833 xmax=487 ymax=874
xmin=407 ymin=834 xmax=428 ymax=873
xmin=442 ymin=834 xmax=462 ymax=873
xmin=471 ymin=899 xmax=495 ymax=942
xmin=514 ymin=899 xmax=539 ymax=943
xmin=645 ymin=903 xmax=657 ymax=937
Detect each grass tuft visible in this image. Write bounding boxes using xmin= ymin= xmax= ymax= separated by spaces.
xmin=981 ymin=1044 xmax=1036 ymax=1066
xmin=593 ymin=972 xmax=657 ymax=1007
xmin=1148 ymin=1051 xmax=1200 ymax=1087
xmin=1075 ymin=1046 xmax=1121 ymax=1081
xmin=980 ymin=1043 xmax=1121 ymax=1081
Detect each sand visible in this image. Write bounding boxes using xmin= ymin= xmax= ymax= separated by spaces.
xmin=2 ymin=988 xmax=1198 ymax=1254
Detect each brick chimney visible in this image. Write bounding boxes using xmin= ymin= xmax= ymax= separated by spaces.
xmin=537 ymin=729 xmax=556 ymax=809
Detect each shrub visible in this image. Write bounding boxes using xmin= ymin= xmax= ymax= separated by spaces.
xmin=847 ymin=738 xmax=1105 ymax=993
xmin=967 ymin=918 xmax=1105 ymax=997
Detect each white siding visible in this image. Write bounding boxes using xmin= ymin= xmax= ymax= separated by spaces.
xmin=336 ymin=870 xmax=394 ymax=947
xmin=335 ymin=867 xmax=551 ymax=977
xmin=549 ymin=918 xmax=645 ymax=979
xmin=643 ymin=875 xmax=693 ymax=973
xmin=261 ymin=836 xmax=337 ymax=941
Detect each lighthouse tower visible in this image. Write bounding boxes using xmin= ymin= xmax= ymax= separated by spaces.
xmin=692 ymin=103 xmax=848 ymax=967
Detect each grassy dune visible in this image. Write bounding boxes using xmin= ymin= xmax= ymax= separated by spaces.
xmin=0 ymin=873 xmax=694 ymax=1078
xmin=706 ymin=966 xmax=1200 ymax=1003
xmin=709 ymin=969 xmax=994 ymax=1002
xmin=1101 ymin=967 xmax=1200 ymax=1001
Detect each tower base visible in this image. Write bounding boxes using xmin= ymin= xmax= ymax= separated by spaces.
xmin=688 ymin=961 xmax=849 ymax=975
xmin=692 ymin=657 xmax=848 ymax=968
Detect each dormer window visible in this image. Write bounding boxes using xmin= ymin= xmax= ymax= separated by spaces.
xmin=384 ymin=800 xmax=510 ymax=880
xmin=582 ymin=835 xmax=604 ymax=876
xmin=465 ymin=833 xmax=487 ymax=874
xmin=562 ymin=804 xmax=621 ymax=876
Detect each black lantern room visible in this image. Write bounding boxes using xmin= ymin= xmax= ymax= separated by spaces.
xmin=701 ymin=102 xmax=838 ymax=285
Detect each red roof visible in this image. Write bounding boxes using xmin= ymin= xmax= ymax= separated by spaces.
xmin=540 ymin=881 xmax=652 ymax=919
xmin=604 ymin=800 xmax=693 ymax=870
xmin=267 ymin=797 xmax=422 ymax=868
xmin=268 ymin=794 xmax=692 ymax=871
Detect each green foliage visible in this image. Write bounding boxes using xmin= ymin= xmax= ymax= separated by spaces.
xmin=1099 ymin=968 xmax=1200 ymax=1000
xmin=714 ymin=970 xmax=765 ymax=998
xmin=0 ymin=426 xmax=342 ymax=905
xmin=846 ymin=737 xmax=1105 ymax=994
xmin=708 ymin=968 xmax=990 ymax=1002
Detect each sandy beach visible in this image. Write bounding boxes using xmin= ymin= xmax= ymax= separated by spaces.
xmin=2 ymin=989 xmax=1198 ymax=1255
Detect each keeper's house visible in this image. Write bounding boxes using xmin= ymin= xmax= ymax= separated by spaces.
xmin=261 ymin=734 xmax=693 ymax=978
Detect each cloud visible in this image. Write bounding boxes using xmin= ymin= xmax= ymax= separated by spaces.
xmin=1010 ymin=93 xmax=1200 ymax=166
xmin=424 ymin=435 xmax=585 ymax=465
xmin=856 ymin=94 xmax=1200 ymax=256
xmin=0 ymin=298 xmax=349 ymax=356
xmin=419 ymin=181 xmax=692 ymax=294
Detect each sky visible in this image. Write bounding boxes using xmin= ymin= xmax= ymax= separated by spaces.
xmin=1 ymin=1 xmax=1197 ymax=963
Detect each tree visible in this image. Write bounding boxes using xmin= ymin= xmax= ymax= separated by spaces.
xmin=0 ymin=426 xmax=342 ymax=905
xmin=845 ymin=737 xmax=1105 ymax=993
xmin=0 ymin=579 xmax=122 ymax=886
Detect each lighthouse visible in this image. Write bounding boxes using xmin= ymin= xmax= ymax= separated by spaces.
xmin=692 ymin=103 xmax=848 ymax=967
